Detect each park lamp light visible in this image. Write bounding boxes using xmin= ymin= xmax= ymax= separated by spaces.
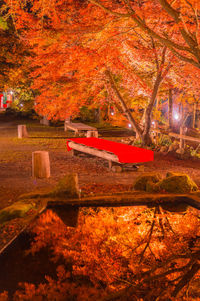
xmin=8 ymin=89 xmax=14 ymax=96
xmin=128 ymin=123 xmax=132 ymax=128
xmin=174 ymin=113 xmax=180 ymax=121
xmin=110 ymin=107 xmax=115 ymax=116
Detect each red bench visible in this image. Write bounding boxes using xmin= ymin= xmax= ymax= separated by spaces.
xmin=67 ymin=137 xmax=153 ymax=171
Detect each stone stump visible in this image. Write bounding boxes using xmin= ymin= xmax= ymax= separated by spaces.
xmin=18 ymin=125 xmax=28 ymax=139
xmin=40 ymin=116 xmax=50 ymax=126
xmin=32 ymin=151 xmax=50 ymax=178
xmin=64 ymin=117 xmax=71 ymax=131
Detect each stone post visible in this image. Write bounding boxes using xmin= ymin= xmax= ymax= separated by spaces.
xmin=18 ymin=125 xmax=28 ymax=139
xmin=32 ymin=151 xmax=50 ymax=178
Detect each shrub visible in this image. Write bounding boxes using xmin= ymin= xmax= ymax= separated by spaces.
xmin=158 ymin=135 xmax=172 ymax=146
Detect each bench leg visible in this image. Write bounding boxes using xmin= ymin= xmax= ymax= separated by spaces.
xmin=86 ymin=130 xmax=98 ymax=138
xmin=108 ymin=160 xmax=112 ymax=170
xmin=74 ymin=130 xmax=80 ymax=137
xmin=66 ymin=149 xmax=74 ymax=157
xmin=111 ymin=165 xmax=122 ymax=173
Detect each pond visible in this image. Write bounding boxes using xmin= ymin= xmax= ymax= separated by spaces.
xmin=0 ymin=206 xmax=199 ymax=300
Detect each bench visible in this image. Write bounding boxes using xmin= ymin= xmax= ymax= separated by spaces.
xmin=67 ymin=137 xmax=154 ymax=171
xmin=64 ymin=122 xmax=98 ymax=137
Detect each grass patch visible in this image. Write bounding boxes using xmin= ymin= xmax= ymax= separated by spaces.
xmin=87 ymin=122 xmax=127 ymax=130
xmin=12 ymin=137 xmax=66 ymax=149
xmin=0 ymin=151 xmax=31 ymax=163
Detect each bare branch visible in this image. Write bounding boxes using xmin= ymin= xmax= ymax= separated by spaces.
xmin=151 ymin=37 xmax=159 ymax=72
xmin=89 ymin=0 xmax=130 ymax=17
xmin=89 ymin=0 xmax=200 ymax=68
xmin=139 ymin=207 xmax=158 ymax=263
xmin=105 ymin=69 xmax=143 ymax=139
xmin=172 ymin=262 xmax=200 ymax=297
xmin=158 ymin=0 xmax=200 ymax=59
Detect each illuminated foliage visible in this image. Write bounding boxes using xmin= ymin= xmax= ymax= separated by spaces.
xmin=1 ymin=206 xmax=198 ymax=300
xmin=3 ymin=0 xmax=200 ymax=144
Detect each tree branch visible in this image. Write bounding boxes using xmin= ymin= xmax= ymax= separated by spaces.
xmin=157 ymin=0 xmax=200 ymax=60
xmin=172 ymin=262 xmax=200 ymax=297
xmin=89 ymin=0 xmax=130 ymax=17
xmin=89 ymin=0 xmax=200 ymax=68
xmin=139 ymin=206 xmax=158 ymax=262
xmin=105 ymin=69 xmax=143 ymax=139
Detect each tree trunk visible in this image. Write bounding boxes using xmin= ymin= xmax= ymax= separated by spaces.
xmin=97 ymin=107 xmax=103 ymax=123
xmin=106 ymin=69 xmax=164 ymax=146
xmin=142 ymin=73 xmax=163 ymax=145
xmin=193 ymin=102 xmax=197 ymax=128
xmin=179 ymin=126 xmax=184 ymax=149
xmin=32 ymin=151 xmax=50 ymax=178
xmin=105 ymin=70 xmax=143 ymax=141
xmin=168 ymin=88 xmax=173 ymax=129
xmin=140 ymin=107 xmax=146 ymax=127
xmin=18 ymin=125 xmax=28 ymax=139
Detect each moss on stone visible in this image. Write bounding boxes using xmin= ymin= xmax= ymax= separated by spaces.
xmin=146 ymin=181 xmax=160 ymax=193
xmin=159 ymin=174 xmax=198 ymax=193
xmin=136 ymin=172 xmax=198 ymax=194
xmin=0 ymin=201 xmax=34 ymax=224
xmin=50 ymin=173 xmax=80 ymax=198
xmin=133 ymin=173 xmax=162 ymax=191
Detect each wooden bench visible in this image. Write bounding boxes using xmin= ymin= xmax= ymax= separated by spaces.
xmin=67 ymin=137 xmax=154 ymax=171
xmin=64 ymin=122 xmax=98 ymax=137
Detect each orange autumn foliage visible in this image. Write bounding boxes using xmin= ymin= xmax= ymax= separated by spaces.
xmin=1 ymin=206 xmax=199 ymax=300
xmin=2 ymin=0 xmax=200 ymax=144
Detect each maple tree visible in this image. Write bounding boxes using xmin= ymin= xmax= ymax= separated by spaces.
xmin=89 ymin=0 xmax=200 ymax=68
xmin=87 ymin=0 xmax=200 ymax=132
xmin=1 ymin=0 xmax=184 ymax=144
xmin=0 ymin=4 xmax=33 ymax=108
xmin=88 ymin=0 xmax=200 ymax=132
xmin=1 ymin=0 xmax=199 ymax=144
xmin=0 ymin=27 xmax=19 ymax=90
xmin=104 ymin=37 xmax=176 ymax=144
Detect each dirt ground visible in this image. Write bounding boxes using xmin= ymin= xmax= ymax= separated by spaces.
xmin=1 ymin=113 xmax=200 ymax=211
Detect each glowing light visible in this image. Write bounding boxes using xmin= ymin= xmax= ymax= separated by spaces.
xmin=174 ymin=113 xmax=179 ymax=120
xmin=111 ymin=112 xmax=114 ymax=116
xmin=128 ymin=123 xmax=132 ymax=128
xmin=10 ymin=91 xmax=13 ymax=95
xmin=152 ymin=121 xmax=155 ymax=125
